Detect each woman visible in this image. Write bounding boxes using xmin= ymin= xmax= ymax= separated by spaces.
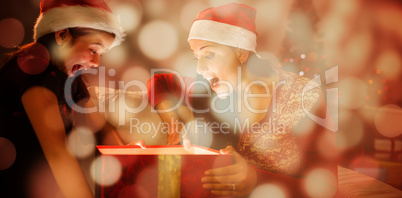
xmin=147 ymin=3 xmax=338 ymax=197
xmin=0 ymin=0 xmax=125 ymax=197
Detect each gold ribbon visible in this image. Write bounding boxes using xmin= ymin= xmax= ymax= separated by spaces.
xmin=158 ymin=155 xmax=181 ymax=198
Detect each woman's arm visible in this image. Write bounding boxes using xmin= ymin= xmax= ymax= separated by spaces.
xmin=22 ymin=86 xmax=93 ymax=198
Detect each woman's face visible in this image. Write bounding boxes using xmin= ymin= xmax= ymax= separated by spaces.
xmin=189 ymin=39 xmax=242 ymax=98
xmin=58 ymin=31 xmax=115 ymax=77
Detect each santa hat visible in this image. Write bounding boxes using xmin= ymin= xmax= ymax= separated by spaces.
xmin=188 ymin=3 xmax=258 ymax=53
xmin=33 ymin=0 xmax=124 ymax=49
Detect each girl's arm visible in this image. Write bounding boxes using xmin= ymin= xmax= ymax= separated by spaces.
xmin=147 ymin=74 xmax=195 ymax=145
xmin=22 ymin=86 xmax=93 ymax=198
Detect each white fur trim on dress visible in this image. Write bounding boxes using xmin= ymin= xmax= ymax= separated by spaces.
xmin=188 ymin=20 xmax=257 ymax=53
xmin=34 ymin=5 xmax=124 ymax=49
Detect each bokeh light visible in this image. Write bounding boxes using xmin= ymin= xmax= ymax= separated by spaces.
xmin=0 ymin=18 xmax=24 ymax=48
xmin=27 ymin=161 xmax=64 ymax=198
xmin=120 ymin=65 xmax=150 ymax=92
xmin=91 ymin=156 xmax=122 ymax=186
xmin=173 ymin=51 xmax=197 ymax=77
xmin=252 ymin=1 xmax=285 ymax=33
xmin=281 ymin=63 xmax=299 ymax=74
xmin=143 ymin=0 xmax=167 ymax=18
xmin=375 ymin=50 xmax=401 ymax=80
xmin=29 ymin=0 xmax=41 ymax=7
xmin=180 ymin=1 xmax=208 ymax=31
xmin=102 ymin=45 xmax=127 ymax=69
xmin=111 ymin=3 xmax=142 ymax=33
xmin=181 ymin=120 xmax=213 ymax=149
xmin=17 ymin=43 xmax=50 ymax=75
xmin=374 ymin=104 xmax=402 ymax=138
xmin=338 ymin=78 xmax=368 ymax=109
xmin=138 ymin=20 xmax=178 ymax=60
xmin=208 ymin=0 xmax=240 ymax=7
xmin=350 ymin=155 xmax=381 ymax=180
xmin=304 ymin=168 xmax=337 ymax=198
xmin=250 ymin=184 xmax=287 ymax=198
xmin=0 ymin=137 xmax=16 ymax=170
xmin=337 ymin=111 xmax=364 ymax=151
xmin=67 ymin=127 xmax=96 ymax=159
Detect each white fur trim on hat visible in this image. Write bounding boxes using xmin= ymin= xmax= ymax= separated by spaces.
xmin=188 ymin=20 xmax=257 ymax=53
xmin=34 ymin=5 xmax=124 ymax=49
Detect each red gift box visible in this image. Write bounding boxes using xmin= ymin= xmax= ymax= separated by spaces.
xmin=96 ymin=145 xmax=232 ymax=198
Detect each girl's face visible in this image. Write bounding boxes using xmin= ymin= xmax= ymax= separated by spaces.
xmin=58 ymin=31 xmax=115 ymax=77
xmin=189 ymin=39 xmax=243 ymax=99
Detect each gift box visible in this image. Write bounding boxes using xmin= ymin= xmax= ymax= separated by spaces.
xmin=96 ymin=145 xmax=232 ymax=198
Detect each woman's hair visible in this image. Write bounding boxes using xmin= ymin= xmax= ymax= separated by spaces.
xmin=1 ymin=28 xmax=115 ymax=69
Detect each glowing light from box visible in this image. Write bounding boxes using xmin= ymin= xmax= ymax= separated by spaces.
xmin=0 ymin=137 xmax=16 ymax=170
xmin=0 ymin=18 xmax=24 ymax=48
xmin=112 ymin=3 xmax=142 ymax=32
xmin=91 ymin=156 xmax=122 ymax=186
xmin=338 ymin=78 xmax=368 ymax=109
xmin=67 ymin=127 xmax=96 ymax=159
xmin=250 ymin=184 xmax=287 ymax=198
xmin=180 ymin=1 xmax=208 ymax=31
xmin=374 ymin=104 xmax=402 ymax=138
xmin=138 ymin=20 xmax=178 ymax=60
xmin=375 ymin=50 xmax=401 ymax=80
xmin=304 ymin=169 xmax=337 ymax=198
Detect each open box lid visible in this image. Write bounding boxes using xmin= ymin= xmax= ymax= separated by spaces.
xmin=96 ymin=145 xmax=229 ymax=155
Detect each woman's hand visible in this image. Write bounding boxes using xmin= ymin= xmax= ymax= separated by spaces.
xmin=202 ymin=145 xmax=257 ymax=197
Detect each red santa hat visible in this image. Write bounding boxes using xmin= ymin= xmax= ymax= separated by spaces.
xmin=188 ymin=3 xmax=258 ymax=53
xmin=33 ymin=0 xmax=124 ymax=49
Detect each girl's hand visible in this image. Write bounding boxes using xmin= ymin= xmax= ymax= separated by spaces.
xmin=202 ymin=145 xmax=257 ymax=197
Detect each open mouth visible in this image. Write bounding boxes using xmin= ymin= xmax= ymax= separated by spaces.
xmin=71 ymin=64 xmax=83 ymax=75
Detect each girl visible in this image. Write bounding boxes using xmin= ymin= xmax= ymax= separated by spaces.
xmin=147 ymin=3 xmax=338 ymax=197
xmin=0 ymin=0 xmax=125 ymax=197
